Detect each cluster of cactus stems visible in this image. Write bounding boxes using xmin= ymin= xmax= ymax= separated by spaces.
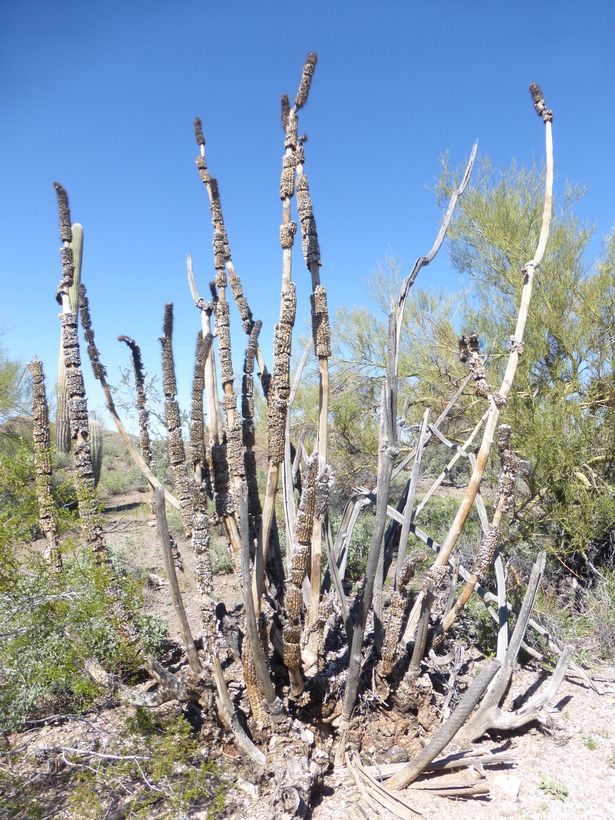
xmin=30 ymin=70 xmax=574 ymax=776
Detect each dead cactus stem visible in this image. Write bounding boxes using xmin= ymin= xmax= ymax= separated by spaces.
xmin=282 ymin=454 xmax=318 ymax=695
xmin=29 ymin=358 xmax=62 ymax=572
xmin=160 ymin=304 xmax=194 ymax=538
xmin=430 ymin=86 xmax=553 ymax=577
xmin=437 ymin=424 xmax=523 ymax=639
xmin=118 ymin=334 xmax=153 ymax=468
xmin=56 ymin=222 xmax=83 ymax=453
xmin=194 ymin=120 xmax=274 ymax=723
xmin=53 ymin=185 xmax=105 ymax=561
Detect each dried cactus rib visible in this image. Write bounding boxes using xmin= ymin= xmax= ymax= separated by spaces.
xmin=214 ymin=298 xmax=233 ymax=387
xmin=242 ymin=321 xmax=262 ymax=539
xmin=496 ymin=423 xmax=522 ymax=514
xmin=295 ymin=174 xmax=321 ymax=268
xmin=211 ymin=441 xmax=235 ymax=517
xmin=530 ymin=82 xmax=553 ymax=122
xmin=192 ymin=120 xmax=259 ymax=342
xmin=228 ymin=271 xmax=254 ymax=334
xmin=242 ymin=636 xmax=267 ymax=727
xmin=190 ymin=331 xmax=209 ymax=478
xmin=379 ymin=558 xmax=419 ymax=677
xmin=242 ymin=320 xmax=261 ymax=448
xmin=295 ymin=52 xmax=317 ymax=109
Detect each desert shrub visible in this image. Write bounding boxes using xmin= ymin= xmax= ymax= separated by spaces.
xmin=210 ymin=534 xmax=234 ymax=575
xmin=60 ymin=709 xmax=228 ymax=818
xmin=98 ymin=432 xmax=148 ymax=496
xmin=0 ymin=440 xmax=39 ymax=553
xmin=0 ymin=544 xmax=164 ymax=734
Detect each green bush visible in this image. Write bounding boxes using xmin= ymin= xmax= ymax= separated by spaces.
xmin=0 ymin=547 xmax=156 ymax=734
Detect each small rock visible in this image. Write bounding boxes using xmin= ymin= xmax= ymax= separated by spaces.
xmin=301 ymin=728 xmax=315 ymax=746
xmin=493 ymin=773 xmax=521 ymax=798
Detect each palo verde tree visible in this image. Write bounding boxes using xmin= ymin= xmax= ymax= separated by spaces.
xmin=25 ymin=62 xmax=585 ymax=814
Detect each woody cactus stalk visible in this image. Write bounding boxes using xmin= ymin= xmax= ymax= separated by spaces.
xmin=117 ymin=334 xmax=152 ymax=468
xmin=80 ymin=285 xmax=178 ymax=510
xmin=292 ymin=55 xmax=332 ymax=646
xmin=254 ymin=54 xmax=321 ymax=617
xmin=337 ymin=312 xmax=399 ymax=758
xmin=242 ymin=320 xmax=263 ymax=543
xmin=192 ymin=126 xmax=280 ymax=723
xmin=56 ymin=222 xmax=83 ymax=453
xmin=188 ymin=330 xmax=218 ymax=647
xmin=283 ymin=454 xmax=318 ymax=696
xmin=334 ymin=138 xmax=479 ymax=755
xmin=160 ymin=304 xmax=194 ymax=538
xmin=436 ymin=423 xmax=521 ymax=640
xmin=29 ymin=358 xmax=62 ymax=573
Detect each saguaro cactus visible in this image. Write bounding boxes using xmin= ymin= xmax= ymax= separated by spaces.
xmin=89 ymin=418 xmax=103 ymax=486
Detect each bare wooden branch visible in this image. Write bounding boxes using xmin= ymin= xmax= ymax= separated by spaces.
xmin=153 ymin=487 xmax=203 ymax=675
xmin=395 ymin=141 xmax=477 ymax=371
xmin=430 ymin=89 xmax=553 ymax=575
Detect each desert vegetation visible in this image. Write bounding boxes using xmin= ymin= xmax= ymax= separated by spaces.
xmin=1 ymin=55 xmax=614 ymax=817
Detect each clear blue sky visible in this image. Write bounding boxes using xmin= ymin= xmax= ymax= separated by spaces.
xmin=1 ymin=1 xmax=614 ymax=425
